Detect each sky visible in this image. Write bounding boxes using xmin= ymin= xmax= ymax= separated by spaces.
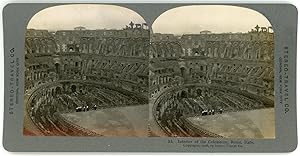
xmin=27 ymin=4 xmax=146 ymax=31
xmin=152 ymin=5 xmax=272 ymax=35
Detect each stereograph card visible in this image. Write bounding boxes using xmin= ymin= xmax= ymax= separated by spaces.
xmin=2 ymin=3 xmax=298 ymax=152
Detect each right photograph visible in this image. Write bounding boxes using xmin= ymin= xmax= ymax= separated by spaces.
xmin=149 ymin=5 xmax=275 ymax=138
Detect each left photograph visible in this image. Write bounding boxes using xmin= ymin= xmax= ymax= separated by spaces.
xmin=24 ymin=4 xmax=150 ymax=136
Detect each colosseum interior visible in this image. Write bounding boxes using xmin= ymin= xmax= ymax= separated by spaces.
xmin=23 ymin=5 xmax=275 ymax=138
xmin=149 ymin=25 xmax=275 ymax=138
xmin=24 ymin=22 xmax=150 ymax=136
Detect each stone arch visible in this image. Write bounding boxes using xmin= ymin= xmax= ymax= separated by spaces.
xmin=196 ymin=88 xmax=202 ymax=96
xmin=71 ymin=84 xmax=77 ymax=93
xmin=181 ymin=90 xmax=188 ymax=98
xmin=55 ymin=86 xmax=62 ymax=95
xmin=180 ymin=66 xmax=186 ymax=80
xmin=55 ymin=63 xmax=60 ymax=74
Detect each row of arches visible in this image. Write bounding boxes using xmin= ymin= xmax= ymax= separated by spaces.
xmin=25 ymin=55 xmax=149 ymax=94
xmin=25 ymin=37 xmax=57 ymax=54
xmin=25 ymin=30 xmax=150 ymax=57
xmin=150 ymin=58 xmax=274 ymax=99
xmin=79 ymin=37 xmax=149 ymax=57
xmin=150 ymin=41 xmax=182 ymax=58
xmin=148 ymin=40 xmax=274 ymax=61
xmin=203 ymin=40 xmax=274 ymax=61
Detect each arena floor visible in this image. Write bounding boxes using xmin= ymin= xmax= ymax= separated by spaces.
xmin=61 ymin=104 xmax=149 ymax=137
xmin=187 ymin=108 xmax=275 ymax=138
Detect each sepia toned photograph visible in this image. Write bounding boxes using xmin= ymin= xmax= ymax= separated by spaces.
xmin=23 ymin=4 xmax=150 ymax=136
xmin=23 ymin=4 xmax=274 ymax=139
xmin=149 ymin=5 xmax=275 ymax=138
xmin=3 ymin=1 xmax=299 ymax=152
